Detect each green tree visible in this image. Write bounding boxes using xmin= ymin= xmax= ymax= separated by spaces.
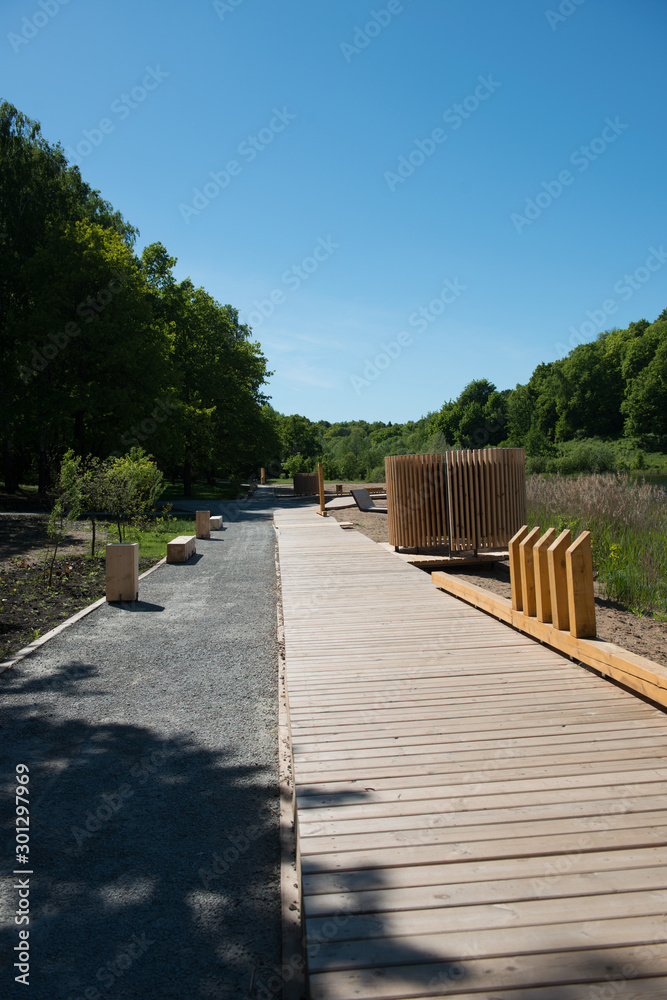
xmin=0 ymin=101 xmax=136 ymax=490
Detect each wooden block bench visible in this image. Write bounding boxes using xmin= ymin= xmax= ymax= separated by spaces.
xmin=167 ymin=535 xmax=196 ymax=563
xmin=209 ymin=515 xmax=222 ymax=530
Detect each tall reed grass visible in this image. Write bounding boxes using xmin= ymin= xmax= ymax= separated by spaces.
xmin=526 ymin=473 xmax=667 ymax=617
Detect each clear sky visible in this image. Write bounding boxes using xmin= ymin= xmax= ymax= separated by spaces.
xmin=3 ymin=0 xmax=666 ymax=424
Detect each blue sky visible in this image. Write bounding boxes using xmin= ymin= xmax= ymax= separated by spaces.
xmin=3 ymin=0 xmax=666 ymax=424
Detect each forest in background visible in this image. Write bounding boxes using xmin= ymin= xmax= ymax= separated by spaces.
xmin=3 ymin=101 xmax=666 ymax=495
xmin=273 ymin=308 xmax=667 ymax=481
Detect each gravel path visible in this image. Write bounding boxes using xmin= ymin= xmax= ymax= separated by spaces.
xmin=1 ymin=489 xmax=289 ymax=1000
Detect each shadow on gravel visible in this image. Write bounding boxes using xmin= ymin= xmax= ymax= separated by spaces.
xmin=109 ymin=601 xmax=166 ymax=613
xmin=1 ymin=663 xmax=280 ymax=1000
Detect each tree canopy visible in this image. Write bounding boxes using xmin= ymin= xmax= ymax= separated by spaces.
xmin=1 ymin=101 xmax=276 ymax=493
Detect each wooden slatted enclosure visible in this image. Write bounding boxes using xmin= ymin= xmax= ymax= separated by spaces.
xmin=386 ymin=448 xmax=526 ymax=553
xmin=293 ymin=472 xmax=319 ymax=496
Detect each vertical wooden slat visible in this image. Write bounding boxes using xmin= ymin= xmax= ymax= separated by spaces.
xmin=519 ymin=525 xmax=542 ymax=617
xmin=508 ymin=450 xmax=518 ymax=538
xmin=509 ymin=524 xmax=530 ymax=611
xmin=482 ymin=450 xmax=491 ymax=547
xmin=566 ymin=531 xmax=597 ymax=638
xmin=472 ymin=450 xmax=482 ymax=551
xmin=464 ymin=451 xmax=474 ymax=550
xmin=534 ymin=527 xmax=558 ymax=623
xmin=489 ymin=450 xmax=499 ymax=548
xmin=548 ymin=529 xmax=572 ymax=631
xmin=318 ymin=462 xmax=325 ymax=515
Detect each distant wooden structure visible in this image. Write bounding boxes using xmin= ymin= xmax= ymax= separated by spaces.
xmin=386 ymin=448 xmax=526 ymax=554
xmin=293 ymin=472 xmax=318 ymax=496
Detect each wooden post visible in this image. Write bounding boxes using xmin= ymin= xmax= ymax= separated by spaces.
xmin=534 ymin=527 xmax=557 ymax=623
xmin=566 ymin=531 xmax=596 ymax=638
xmin=508 ymin=524 xmax=530 ymax=611
xmin=519 ymin=526 xmax=541 ymax=617
xmin=547 ymin=529 xmax=572 ymax=631
xmin=105 ymin=543 xmax=138 ymax=602
xmin=196 ymin=510 xmax=210 ymax=539
xmin=317 ymin=462 xmax=327 ymax=516
xmin=260 ymin=467 xmax=266 ymax=485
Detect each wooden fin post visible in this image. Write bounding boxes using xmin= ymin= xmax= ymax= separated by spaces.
xmin=566 ymin=530 xmax=596 ymax=638
xmin=519 ymin=526 xmax=542 ymax=618
xmin=508 ymin=524 xmax=530 ymax=611
xmin=534 ymin=527 xmax=557 ymax=623
xmin=316 ymin=462 xmax=327 ymax=516
xmin=547 ymin=529 xmax=571 ymax=631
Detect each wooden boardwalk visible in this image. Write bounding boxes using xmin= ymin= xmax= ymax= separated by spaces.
xmin=275 ymin=508 xmax=667 ymax=1000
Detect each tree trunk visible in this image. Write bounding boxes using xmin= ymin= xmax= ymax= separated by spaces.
xmin=74 ymin=410 xmax=85 ymax=455
xmin=37 ymin=445 xmax=50 ymax=495
xmin=183 ymin=458 xmax=192 ymax=497
xmin=2 ymin=438 xmax=19 ymax=493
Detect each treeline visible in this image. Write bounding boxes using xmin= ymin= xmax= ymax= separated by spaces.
xmin=273 ymin=310 xmax=667 ymax=480
xmin=1 ymin=102 xmax=278 ymax=495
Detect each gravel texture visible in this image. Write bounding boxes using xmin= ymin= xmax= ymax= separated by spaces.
xmin=1 ymin=488 xmax=287 ymax=1000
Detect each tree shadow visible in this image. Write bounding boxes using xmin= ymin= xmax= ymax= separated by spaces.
xmin=295 ymin=782 xmax=667 ymax=998
xmin=1 ymin=662 xmax=281 ymax=1000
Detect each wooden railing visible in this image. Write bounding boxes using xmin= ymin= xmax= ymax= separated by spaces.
xmin=386 ymin=449 xmax=526 ymax=552
xmin=509 ymin=524 xmax=596 ymax=638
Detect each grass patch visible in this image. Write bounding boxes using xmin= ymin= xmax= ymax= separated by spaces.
xmin=122 ymin=515 xmax=197 ymax=560
xmin=159 ymin=480 xmax=243 ymax=503
xmin=526 ymin=472 xmax=667 ymax=618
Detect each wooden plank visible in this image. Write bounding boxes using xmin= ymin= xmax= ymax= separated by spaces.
xmin=431 ymin=571 xmax=667 ymax=706
xmin=534 ymin=526 xmax=557 ymax=622
xmin=567 ymin=529 xmax=596 ymax=637
xmin=519 ymin=525 xmax=541 ymax=617
xmin=310 ymin=959 xmax=667 ymax=1000
xmin=508 ymin=524 xmax=529 ymax=610
xmin=317 ymin=461 xmax=326 ymax=515
xmin=304 ymin=860 xmax=667 ymax=915
xmin=302 ymin=845 xmax=667 ymax=895
xmin=547 ymin=527 xmax=571 ymax=630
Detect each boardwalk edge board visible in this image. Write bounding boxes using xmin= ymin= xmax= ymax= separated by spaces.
xmin=432 ymin=570 xmax=667 ymax=707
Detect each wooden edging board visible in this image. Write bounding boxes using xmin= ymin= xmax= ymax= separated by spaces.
xmin=0 ymin=556 xmax=167 ymax=676
xmin=431 ymin=570 xmax=667 ymax=709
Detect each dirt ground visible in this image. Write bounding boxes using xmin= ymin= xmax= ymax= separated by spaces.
xmin=328 ymin=507 xmax=667 ymax=668
xmin=0 ymin=516 xmax=149 ymax=661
